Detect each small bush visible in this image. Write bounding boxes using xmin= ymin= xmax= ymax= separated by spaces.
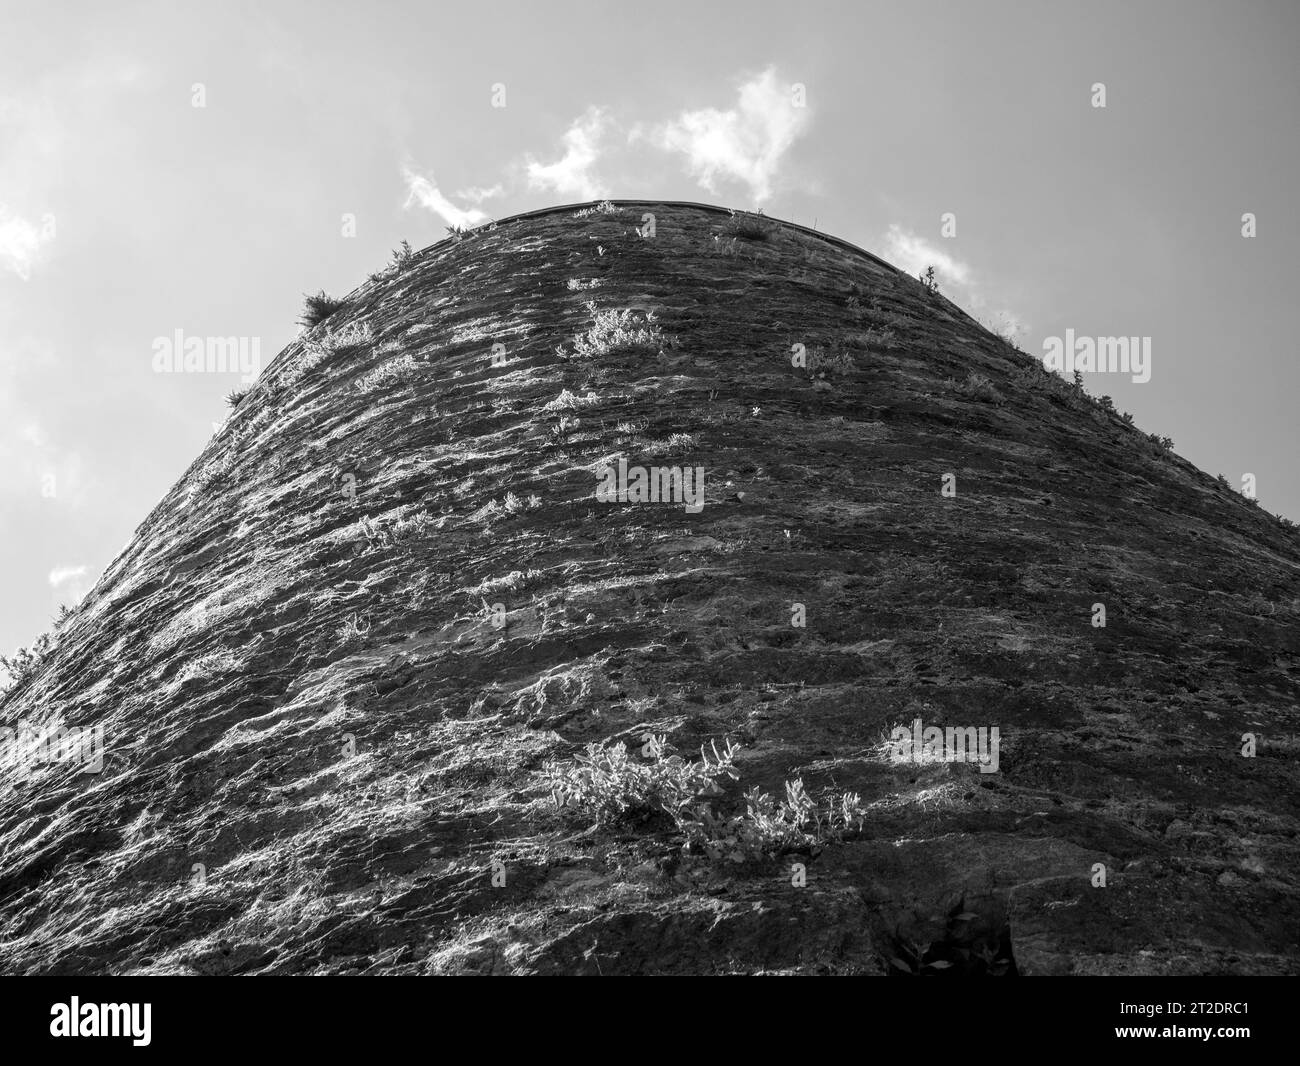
xmin=322 ymin=321 xmax=374 ymax=357
xmin=0 ymin=631 xmax=54 ymax=693
xmin=545 ymin=735 xmax=740 ymax=828
xmin=476 ymin=493 xmax=542 ymax=524
xmin=640 ymin=432 xmax=697 ymax=457
xmin=336 ymin=612 xmax=372 ymax=646
xmin=919 ymin=266 xmax=939 ymax=294
xmin=389 ymin=239 xmax=413 ymax=270
xmin=542 ymin=388 xmax=601 ymax=412
xmin=545 ymin=737 xmax=871 ymax=858
xmin=722 ymin=208 xmax=774 ymax=241
xmin=357 ymin=511 xmax=436 ymax=549
xmin=225 ymin=385 xmax=251 ymax=408
xmin=952 ymin=372 xmax=1004 ymax=405
xmin=683 ymin=778 xmax=869 ymax=860
xmin=354 ymin=353 xmax=419 ymax=393
xmin=572 ymin=200 xmax=621 ymax=218
xmin=548 ymin=414 xmax=581 ymax=443
xmin=300 ymin=291 xmax=345 ymax=329
xmin=465 ymin=569 xmax=545 ymax=598
xmin=371 ymin=241 xmax=414 ymax=281
xmin=807 ymin=349 xmax=858 ymax=379
xmin=563 ymin=301 xmax=662 ymax=359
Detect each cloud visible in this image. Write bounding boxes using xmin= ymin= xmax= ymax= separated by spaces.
xmin=402 ymin=168 xmax=488 ymax=228
xmin=882 ymin=226 xmax=1030 ymax=342
xmin=0 ymin=205 xmax=54 ymax=280
xmin=525 ymin=107 xmax=611 ymax=200
xmin=454 ymin=183 xmax=503 ymax=205
xmin=405 ymin=67 xmax=806 ymax=215
xmin=882 ymin=225 xmax=972 ymax=287
xmin=48 ymin=565 xmax=86 ymax=589
xmin=48 ymin=564 xmax=91 ymax=606
xmin=650 ymin=68 xmax=810 ymax=204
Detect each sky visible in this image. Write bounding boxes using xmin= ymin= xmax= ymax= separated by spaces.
xmin=1 ymin=0 xmax=1297 ymax=663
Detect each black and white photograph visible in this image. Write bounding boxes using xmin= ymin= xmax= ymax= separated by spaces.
xmin=0 ymin=0 xmax=1295 ymax=1046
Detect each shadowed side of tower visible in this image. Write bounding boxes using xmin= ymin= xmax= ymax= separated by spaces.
xmin=0 ymin=201 xmax=1296 ymax=975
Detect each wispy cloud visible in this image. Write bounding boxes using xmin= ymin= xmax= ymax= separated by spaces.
xmin=402 ymin=167 xmax=488 ymax=228
xmin=454 ymin=183 xmax=503 ymax=205
xmin=650 ymin=68 xmax=810 ymax=204
xmin=48 ymin=564 xmax=91 ymax=606
xmin=525 ymin=107 xmax=611 ymax=200
xmin=0 ymin=205 xmax=54 ymax=280
xmin=883 ymin=225 xmax=972 ymax=287
xmin=883 ymin=225 xmax=1030 ymax=341
xmin=48 ymin=565 xmax=86 ymax=589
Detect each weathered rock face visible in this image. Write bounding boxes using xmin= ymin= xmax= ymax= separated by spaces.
xmin=1 ymin=200 xmax=1297 ymax=976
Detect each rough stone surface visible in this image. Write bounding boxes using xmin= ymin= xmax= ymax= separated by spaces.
xmin=1 ymin=201 xmax=1297 ymax=975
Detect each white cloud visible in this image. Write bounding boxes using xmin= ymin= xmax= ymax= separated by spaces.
xmin=0 ymin=205 xmax=54 ymax=280
xmin=883 ymin=224 xmax=972 ymax=287
xmin=48 ymin=564 xmax=91 ymax=606
xmin=651 ymin=68 xmax=810 ymax=204
xmin=402 ymin=168 xmax=488 ymax=228
xmin=883 ymin=226 xmax=1030 ymax=342
xmin=525 ymin=107 xmax=611 ymax=200
xmin=48 ymin=565 xmax=86 ymax=588
xmin=454 ymin=183 xmax=503 ymax=205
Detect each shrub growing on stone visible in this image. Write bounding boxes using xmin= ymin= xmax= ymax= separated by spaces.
xmin=565 ymin=301 xmax=662 ymax=358
xmin=300 ymin=291 xmax=345 ymax=329
xmin=0 ymin=631 xmax=54 ymax=694
xmin=545 ymin=735 xmax=739 ymax=828
xmin=683 ymin=778 xmax=869 ymax=860
xmin=722 ymin=208 xmax=774 ymax=241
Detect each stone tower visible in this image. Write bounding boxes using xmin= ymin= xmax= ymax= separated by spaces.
xmin=1 ymin=201 xmax=1296 ymax=975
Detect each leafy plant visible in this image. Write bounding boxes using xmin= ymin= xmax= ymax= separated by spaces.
xmin=641 ymin=432 xmax=697 ymax=457
xmin=0 ymin=631 xmax=54 ymax=693
xmin=465 ymin=569 xmax=545 ymax=598
xmin=683 ymin=778 xmax=869 ymax=860
xmin=389 ymin=239 xmax=413 ymax=270
xmin=563 ymin=301 xmax=662 ymax=359
xmin=354 ymin=353 xmax=419 ymax=393
xmin=545 ymin=735 xmax=740 ymax=828
xmin=919 ymin=265 xmax=939 ymax=294
xmin=300 ymin=291 xmax=345 ymax=329
xmin=806 ymin=349 xmax=859 ymax=379
xmin=572 ymin=201 xmax=621 ymax=218
xmin=546 ymin=737 xmax=872 ymax=860
xmin=336 ymin=612 xmax=372 ymax=646
xmin=722 ymin=209 xmax=773 ymax=241
xmin=952 ymin=371 xmax=1003 ymax=404
xmin=370 ymin=241 xmax=415 ymax=282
